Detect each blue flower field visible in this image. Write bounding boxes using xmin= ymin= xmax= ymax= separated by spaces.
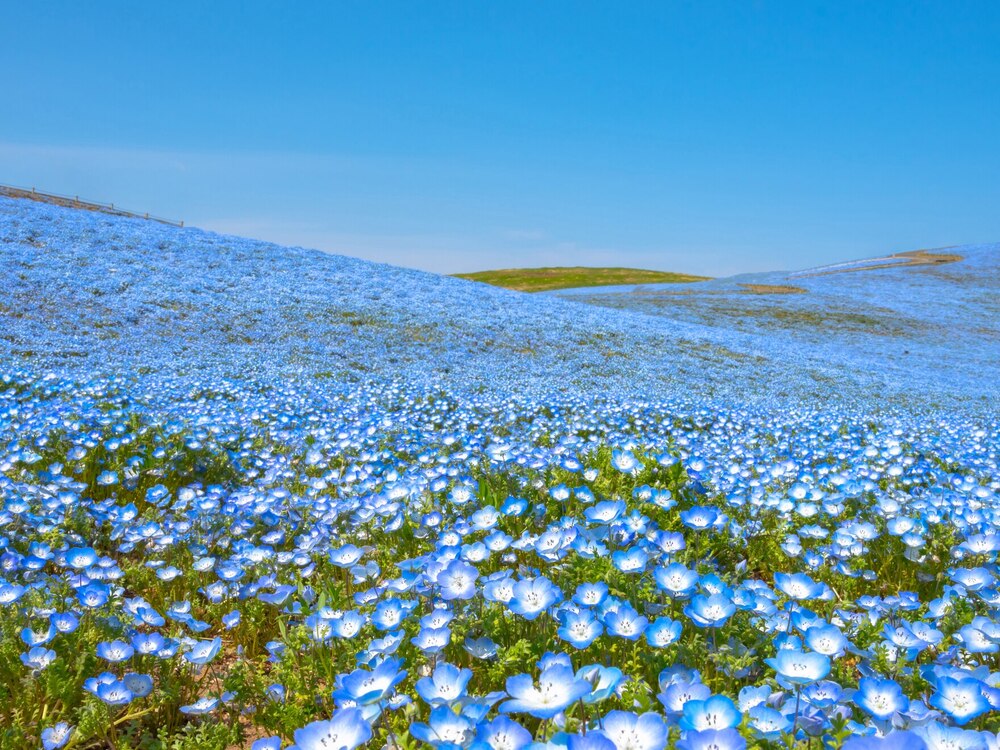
xmin=1 ymin=195 xmax=999 ymax=749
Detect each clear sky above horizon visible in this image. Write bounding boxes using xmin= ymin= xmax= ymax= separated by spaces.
xmin=2 ymin=2 xmax=999 ymax=276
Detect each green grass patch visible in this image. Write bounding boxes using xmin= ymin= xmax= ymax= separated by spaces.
xmin=453 ymin=266 xmax=710 ymax=292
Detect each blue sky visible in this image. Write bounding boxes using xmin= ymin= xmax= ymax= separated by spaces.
xmin=2 ymin=2 xmax=999 ymax=276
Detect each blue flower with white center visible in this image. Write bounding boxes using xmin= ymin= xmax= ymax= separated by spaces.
xmin=676 ymin=729 xmax=746 ymax=750
xmin=500 ymin=664 xmax=591 ymax=719
xmin=335 ymin=657 xmax=408 ymax=705
xmin=803 ymin=623 xmax=848 ymax=657
xmin=913 ymin=722 xmax=985 ymax=750
xmin=611 ymin=547 xmax=647 ymax=574
xmin=680 ymin=506 xmax=720 ymax=531
xmin=508 ymin=576 xmax=561 ymax=621
xmin=415 ymin=662 xmax=472 ymax=706
xmin=659 ymin=678 xmax=711 ymax=717
xmin=600 ymin=710 xmax=668 ymax=750
xmin=585 ymin=500 xmax=626 ymax=525
xmin=747 ymin=706 xmax=791 ymax=740
xmin=293 ymin=707 xmax=372 ymax=750
xmin=558 ymin=608 xmax=603 ymax=649
xmin=410 ymin=705 xmax=474 ymax=747
xmin=774 ymin=572 xmax=824 ymax=601
xmin=411 ymin=625 xmax=451 ymax=654
xmin=684 ymin=593 xmax=736 ymax=628
xmin=180 ymin=696 xmax=219 ymax=714
xmin=765 ymin=650 xmax=830 ymax=686
xmin=464 ymin=636 xmax=498 ymax=659
xmin=855 ymin=677 xmax=910 ymax=721
xmin=329 ymin=544 xmax=364 ymax=568
xmin=645 ymin=617 xmax=682 ymax=648
xmin=183 ymin=636 xmax=221 ymax=666
xmin=96 ymin=639 xmax=134 ymax=663
xmin=21 ymin=646 xmax=56 ymax=671
xmin=96 ymin=679 xmax=134 ymax=705
xmin=577 ymin=664 xmax=625 ymax=704
xmin=123 ymin=672 xmax=154 ymax=698
xmin=611 ymin=449 xmax=641 ymax=474
xmin=929 ymin=677 xmax=990 ymax=725
xmin=574 ymin=581 xmax=609 ymax=607
xmin=604 ymin=603 xmax=648 ymax=641
xmin=474 ymin=715 xmax=533 ymax=750
xmin=41 ymin=722 xmax=74 ymax=750
xmin=679 ymin=695 xmax=742 ymax=731
xmin=437 ymin=559 xmax=479 ymax=601
xmin=654 ymin=563 xmax=700 ymax=599
xmin=568 ymin=734 xmax=618 ymax=750
xmin=222 ymin=610 xmax=241 ymax=629
xmin=64 ymin=546 xmax=97 ymax=569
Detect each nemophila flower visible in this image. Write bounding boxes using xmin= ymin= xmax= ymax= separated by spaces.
xmin=801 ymin=680 xmax=842 ymax=708
xmin=333 ymin=611 xmax=367 ymax=639
xmin=41 ymin=723 xmax=74 ymax=750
xmin=412 ymin=625 xmax=451 ymax=654
xmin=123 ymin=672 xmax=154 ymax=698
xmin=294 ymin=707 xmax=372 ymax=750
xmin=855 ymin=677 xmax=910 ymax=721
xmin=574 ymin=581 xmax=609 ymax=607
xmin=251 ymin=738 xmax=282 ymax=750
xmin=77 ymin=582 xmax=110 ymax=608
xmin=0 ymin=583 xmax=26 ymax=605
xmin=64 ymin=546 xmax=97 ymax=569
xmin=684 ymin=594 xmax=736 ymax=628
xmin=747 ymin=705 xmax=792 ymax=740
xmin=437 ymin=559 xmax=479 ymax=600
xmin=96 ymin=470 xmax=118 ymax=485
xmin=97 ymin=679 xmax=134 ymax=705
xmin=611 ymin=449 xmax=642 ymax=474
xmin=222 ymin=609 xmax=241 ymax=629
xmin=335 ymin=657 xmax=408 ymax=705
xmin=659 ymin=679 xmax=711 ymax=716
xmin=464 ymin=636 xmax=498 ymax=659
xmin=680 ymin=695 xmax=742 ymax=731
xmin=599 ymin=711 xmax=668 ymax=750
xmin=645 ymin=617 xmax=682 ymax=648
xmin=181 ymin=696 xmax=219 ymax=714
xmin=501 ymin=664 xmax=591 ymax=719
xmin=929 ymin=677 xmax=990 ymax=725
xmin=611 ymin=547 xmax=648 ymax=574
xmin=577 ymin=664 xmax=625 ymax=704
xmin=411 ymin=704 xmax=475 ymax=746
xmin=95 ymin=639 xmax=134 ymax=663
xmin=765 ymin=650 xmax=830 ymax=686
xmin=804 ymin=623 xmax=848 ymax=657
xmin=604 ymin=604 xmax=648 ymax=641
xmin=676 ymin=729 xmax=746 ymax=750
xmin=415 ymin=662 xmax=472 ymax=706
xmin=558 ymin=608 xmax=604 ymax=649
xmin=774 ymin=572 xmax=824 ymax=601
xmin=508 ymin=576 xmax=561 ymax=621
xmin=330 ymin=544 xmax=364 ymax=568
xmin=913 ymin=722 xmax=985 ymax=750
xmin=184 ymin=636 xmax=221 ymax=665
xmin=475 ymin=715 xmax=533 ymax=750
xmin=585 ymin=500 xmax=626 ymax=526
xmin=679 ymin=506 xmax=720 ymax=531
xmin=21 ymin=646 xmax=56 ymax=671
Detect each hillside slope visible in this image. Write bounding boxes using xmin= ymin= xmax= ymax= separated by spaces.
xmin=1 ymin=196 xmax=995 ymax=408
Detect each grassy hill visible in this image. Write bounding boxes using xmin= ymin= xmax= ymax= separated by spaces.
xmin=454 ymin=266 xmax=710 ymax=292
